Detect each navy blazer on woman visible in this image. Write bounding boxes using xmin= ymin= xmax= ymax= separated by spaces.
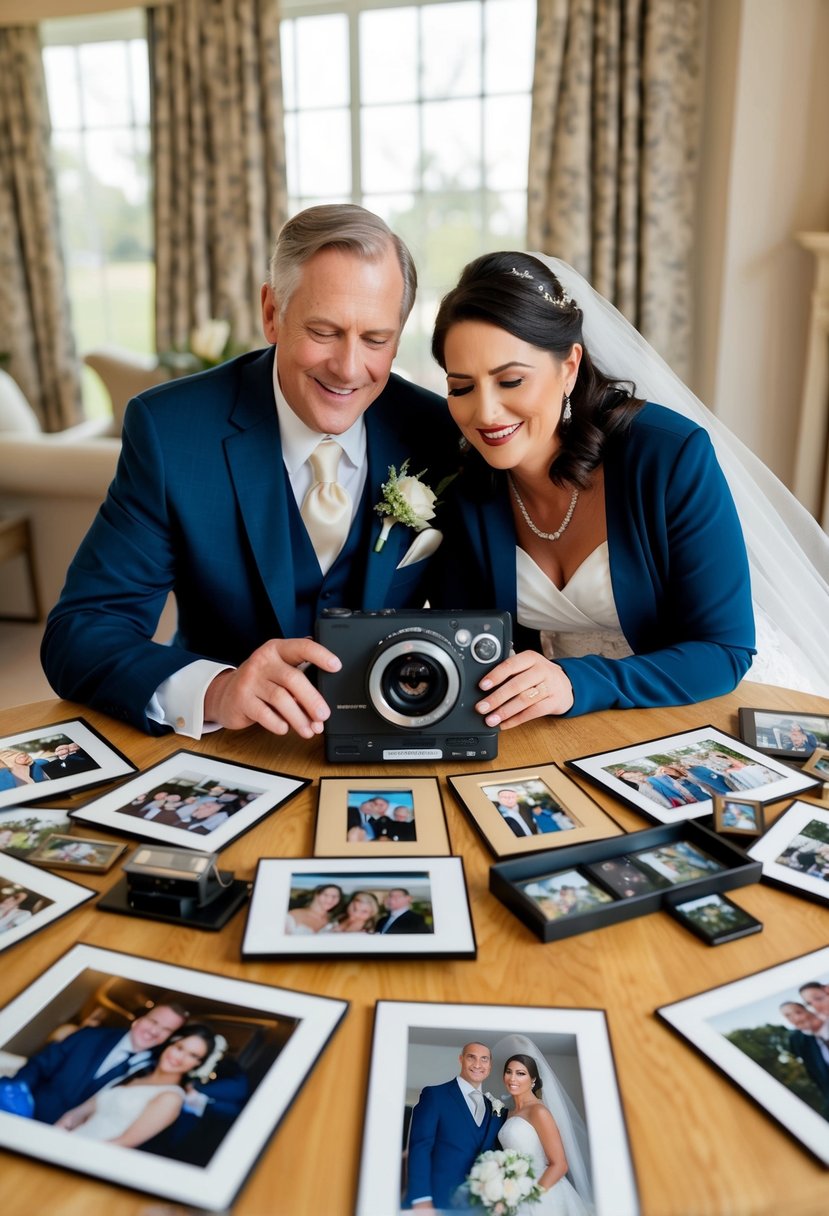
xmin=42 ymin=348 xmax=454 ymax=732
xmin=431 ymin=403 xmax=755 ymax=715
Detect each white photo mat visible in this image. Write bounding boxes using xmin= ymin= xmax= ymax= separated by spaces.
xmin=0 ymin=944 xmax=347 ymax=1211
xmin=658 ymin=946 xmax=829 ymax=1166
xmin=0 ymin=852 xmax=93 ymax=952
xmin=357 ymin=1000 xmax=638 ymax=1216
xmin=69 ymin=750 xmax=308 ymax=853
xmin=567 ymin=726 xmax=815 ymax=824
xmin=242 ymin=857 xmax=475 ymax=959
xmin=747 ymin=800 xmax=829 ymax=902
xmin=0 ymin=718 xmax=135 ymax=810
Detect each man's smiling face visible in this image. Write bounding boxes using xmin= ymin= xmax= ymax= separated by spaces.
xmin=262 ymin=244 xmax=404 ymax=435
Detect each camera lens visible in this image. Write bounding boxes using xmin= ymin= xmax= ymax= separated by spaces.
xmin=368 ymin=637 xmax=461 ymax=728
xmin=470 ymin=632 xmax=502 ymax=663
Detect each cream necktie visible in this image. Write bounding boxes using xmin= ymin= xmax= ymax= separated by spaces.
xmin=470 ymin=1089 xmax=484 ymax=1125
xmin=300 ymin=439 xmax=352 ymax=573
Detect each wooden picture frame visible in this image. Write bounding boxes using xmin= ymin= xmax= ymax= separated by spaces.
xmin=713 ymin=795 xmax=766 ymax=838
xmin=313 ymin=777 xmax=450 ymax=857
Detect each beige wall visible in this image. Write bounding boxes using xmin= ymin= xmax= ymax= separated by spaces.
xmin=693 ymin=0 xmax=829 ymax=489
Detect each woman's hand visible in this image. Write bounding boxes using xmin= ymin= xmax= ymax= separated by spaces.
xmin=475 ymin=651 xmax=574 ymax=728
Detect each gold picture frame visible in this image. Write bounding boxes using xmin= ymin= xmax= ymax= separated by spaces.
xmin=313 ymin=777 xmax=451 ymax=857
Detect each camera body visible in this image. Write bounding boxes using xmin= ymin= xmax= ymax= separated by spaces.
xmin=316 ymin=608 xmax=511 ymax=762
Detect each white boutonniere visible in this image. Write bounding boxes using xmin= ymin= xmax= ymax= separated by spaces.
xmin=485 ymin=1092 xmax=505 ymax=1116
xmin=373 ymin=459 xmax=455 ymax=553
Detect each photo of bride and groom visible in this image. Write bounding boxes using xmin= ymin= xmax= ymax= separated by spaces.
xmin=0 ymin=977 xmax=296 ymax=1168
xmin=402 ymin=1035 xmax=595 ymax=1214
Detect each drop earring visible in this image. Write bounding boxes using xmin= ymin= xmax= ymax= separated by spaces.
xmin=561 ymin=392 xmax=572 ymax=424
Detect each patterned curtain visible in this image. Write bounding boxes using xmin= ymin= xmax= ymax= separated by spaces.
xmin=528 ymin=0 xmax=703 ymax=379
xmin=0 ymin=26 xmax=81 ymax=430
xmin=149 ymin=0 xmax=288 ymax=354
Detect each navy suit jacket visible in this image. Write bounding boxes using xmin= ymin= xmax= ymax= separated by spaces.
xmin=790 ymin=1029 xmax=829 ymax=1111
xmin=13 ymin=1027 xmax=135 ymax=1124
xmin=42 ymin=348 xmax=455 ymax=732
xmin=431 ymin=404 xmax=755 ymax=715
xmin=405 ymin=1078 xmax=503 ymax=1209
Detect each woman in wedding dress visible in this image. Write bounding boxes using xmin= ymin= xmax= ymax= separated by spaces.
xmin=285 ymin=882 xmax=343 ymax=934
xmin=55 ymin=1023 xmax=218 ymax=1148
xmin=430 ymin=252 xmax=829 ymax=724
xmin=494 ymin=1037 xmax=593 ymax=1216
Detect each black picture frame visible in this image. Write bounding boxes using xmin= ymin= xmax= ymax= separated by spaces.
xmin=0 ymin=718 xmax=136 ymax=810
xmin=0 ymin=943 xmax=347 ymax=1209
xmin=490 ymin=821 xmax=761 ymax=943
xmin=665 ymin=892 xmax=763 ymax=946
xmin=566 ymin=725 xmax=817 ymax=825
xmin=747 ymin=799 xmax=829 ymax=906
xmin=0 ymin=852 xmax=93 ymax=953
xmin=737 ymin=707 xmax=829 ymax=760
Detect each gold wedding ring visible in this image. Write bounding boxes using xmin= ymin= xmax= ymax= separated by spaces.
xmin=526 ymin=685 xmax=540 ymax=699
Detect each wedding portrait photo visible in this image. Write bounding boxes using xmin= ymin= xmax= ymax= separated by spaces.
xmin=0 ymin=944 xmax=347 ymax=1209
xmin=313 ymin=778 xmax=451 ymax=858
xmin=242 ymin=858 xmax=474 ymax=959
xmin=357 ymin=1001 xmax=638 ymax=1216
xmin=659 ymin=946 xmax=829 ymax=1165
xmin=0 ymin=719 xmax=135 ymax=810
xmin=568 ymin=726 xmax=818 ymax=824
xmin=70 ymin=751 xmax=308 ymax=853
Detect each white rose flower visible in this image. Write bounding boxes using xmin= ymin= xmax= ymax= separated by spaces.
xmin=512 ymin=1156 xmax=530 ymax=1175
xmin=502 ymin=1177 xmax=521 ymax=1204
xmin=482 ymin=1176 xmax=505 ymax=1203
xmin=395 ymin=473 xmax=437 ymax=528
xmin=190 ymin=318 xmax=231 ymax=363
xmin=476 ymin=1159 xmax=502 ymax=1183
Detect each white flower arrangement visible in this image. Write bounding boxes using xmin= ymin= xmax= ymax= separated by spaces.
xmin=485 ymin=1092 xmax=506 ymax=1116
xmin=466 ymin=1148 xmax=543 ymax=1215
xmin=374 ymin=459 xmax=454 ymax=553
xmin=190 ymin=318 xmax=232 ymax=365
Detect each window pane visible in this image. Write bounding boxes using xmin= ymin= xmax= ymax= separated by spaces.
xmin=129 ymin=39 xmax=150 ymax=124
xmin=484 ymin=94 xmax=531 ymax=190
xmin=362 ymin=104 xmax=419 ymax=194
xmin=421 ymin=1 xmax=481 ymax=98
xmin=296 ymin=14 xmax=349 ymax=109
xmin=78 ymin=42 xmax=133 ymax=125
xmin=422 ymin=98 xmax=481 ymax=190
xmin=281 ymin=19 xmax=297 ymax=109
xmin=485 ymin=0 xmax=536 ymax=95
xmin=360 ymin=8 xmax=418 ymax=104
xmin=296 ymin=110 xmax=351 ymax=196
xmin=486 ymin=189 xmax=527 ymax=242
xmin=41 ymin=46 xmax=81 ymax=130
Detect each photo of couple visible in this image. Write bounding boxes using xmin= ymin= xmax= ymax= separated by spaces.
xmin=481 ymin=779 xmax=577 ymax=838
xmin=346 ymin=790 xmax=417 ymax=843
xmin=123 ymin=771 xmax=262 ymax=836
xmin=0 ymin=721 xmax=135 ymax=811
xmin=285 ymin=873 xmax=432 ymax=936
xmin=0 ymin=974 xmax=295 ymax=1166
xmin=520 ymin=870 xmax=614 ymax=923
xmin=0 ymin=734 xmax=98 ymax=792
xmin=402 ymin=1034 xmax=594 ymax=1214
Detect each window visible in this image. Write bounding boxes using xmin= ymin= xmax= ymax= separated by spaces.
xmin=41 ymin=8 xmax=152 ymax=413
xmin=281 ymin=0 xmax=536 ymax=387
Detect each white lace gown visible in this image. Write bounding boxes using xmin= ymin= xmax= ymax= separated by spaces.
xmin=71 ymin=1083 xmax=183 ymax=1140
xmin=498 ymin=1116 xmax=591 ymax=1216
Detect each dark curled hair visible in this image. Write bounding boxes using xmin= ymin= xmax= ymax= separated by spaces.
xmin=127 ymin=1022 xmax=216 ymax=1083
xmin=503 ymin=1053 xmax=542 ymax=1096
xmin=432 ymin=251 xmax=643 ymax=492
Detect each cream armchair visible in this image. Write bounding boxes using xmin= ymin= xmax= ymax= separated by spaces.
xmin=83 ymin=347 xmax=168 ymax=433
xmin=0 ymin=369 xmax=120 ymax=618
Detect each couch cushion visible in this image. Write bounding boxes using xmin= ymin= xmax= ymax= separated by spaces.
xmin=0 ymin=370 xmax=41 ymax=435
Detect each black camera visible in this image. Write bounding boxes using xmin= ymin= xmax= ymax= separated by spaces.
xmin=315 ymin=608 xmax=512 ymax=762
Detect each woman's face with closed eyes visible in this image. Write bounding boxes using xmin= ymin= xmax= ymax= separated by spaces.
xmin=443 ymin=321 xmax=581 ymax=478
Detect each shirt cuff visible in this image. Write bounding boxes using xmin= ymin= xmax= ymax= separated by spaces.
xmin=146 ymin=660 xmax=234 ymax=738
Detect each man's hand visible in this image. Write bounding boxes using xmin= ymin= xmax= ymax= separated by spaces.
xmin=204 ymin=638 xmax=341 ymax=738
xmin=474 ymin=650 xmax=574 ymax=728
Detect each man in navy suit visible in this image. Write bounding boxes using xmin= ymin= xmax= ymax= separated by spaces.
xmin=375 ymin=888 xmax=429 ymax=934
xmin=42 ymin=205 xmax=455 ymax=739
xmin=11 ymin=1001 xmax=187 ymax=1125
xmin=406 ymin=1041 xmax=504 ymax=1210
xmin=780 ymin=1000 xmax=829 ymax=1113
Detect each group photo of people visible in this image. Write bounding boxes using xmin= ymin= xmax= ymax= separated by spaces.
xmin=775 ymin=819 xmax=829 ymax=884
xmin=122 ymin=770 xmax=263 ymax=836
xmin=346 ymin=790 xmax=417 ymax=843
xmin=481 ymin=778 xmax=578 ymax=838
xmin=606 ymin=740 xmax=781 ymax=810
xmin=285 ymin=873 xmax=433 ymax=936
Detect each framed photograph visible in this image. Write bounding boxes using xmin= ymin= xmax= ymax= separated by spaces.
xmin=658 ymin=945 xmax=829 ymax=1165
xmin=447 ymin=763 xmax=624 ymax=860
xmin=666 ymin=892 xmax=762 ymax=946
xmin=28 ymin=834 xmax=128 ymax=873
xmin=0 ymin=943 xmax=346 ymax=1210
xmin=356 ymin=1000 xmax=639 ymax=1216
xmin=0 ymin=807 xmax=72 ymax=859
xmin=242 ymin=857 xmax=474 ymax=960
xmin=490 ymin=822 xmax=760 ymax=944
xmin=69 ymin=750 xmax=309 ymax=853
xmin=313 ymin=777 xmax=450 ymax=857
xmin=713 ymin=795 xmax=766 ymax=837
xmin=738 ymin=707 xmax=829 ymax=760
xmin=566 ymin=725 xmax=817 ymax=825
xmin=802 ymin=748 xmax=829 ymax=792
xmin=0 ymin=852 xmax=93 ymax=952
xmin=747 ymin=800 xmax=829 ymax=905
xmin=0 ymin=719 xmax=135 ymax=810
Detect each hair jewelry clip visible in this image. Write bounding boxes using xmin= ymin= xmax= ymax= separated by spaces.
xmin=509 ymin=266 xmax=573 ymax=309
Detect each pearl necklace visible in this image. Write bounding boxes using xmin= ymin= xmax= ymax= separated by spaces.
xmin=508 ymin=475 xmax=579 ymax=541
